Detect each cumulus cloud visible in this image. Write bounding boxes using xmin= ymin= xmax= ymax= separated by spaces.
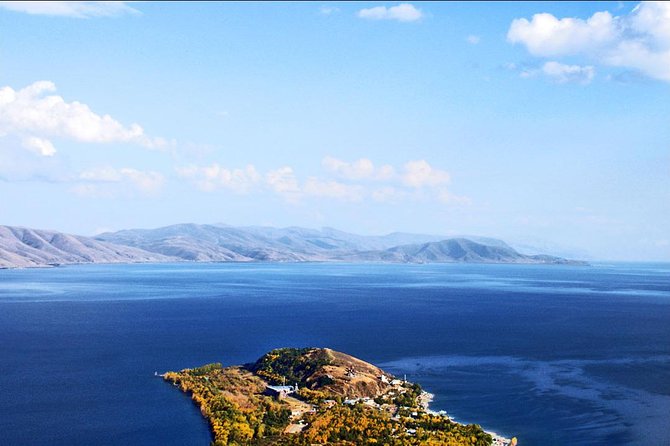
xmin=0 ymin=1 xmax=139 ymax=18
xmin=520 ymin=61 xmax=596 ymax=84
xmin=401 ymin=160 xmax=450 ymax=188
xmin=0 ymin=81 xmax=167 ymax=157
xmin=357 ymin=3 xmax=423 ymax=22
xmin=541 ymin=61 xmax=595 ymax=84
xmin=118 ymin=169 xmax=164 ymax=194
xmin=322 ymin=156 xmax=395 ymax=181
xmin=324 ymin=157 xmax=461 ymax=203
xmin=177 ymin=162 xmax=365 ymax=203
xmin=21 ymin=136 xmax=57 ymax=157
xmin=176 ymin=158 xmax=464 ymax=206
xmin=176 ymin=163 xmax=261 ymax=193
xmin=266 ymin=166 xmax=301 ymax=202
xmin=508 ymin=11 xmax=617 ymax=56
xmin=507 ymin=2 xmax=670 ymax=82
xmin=77 ymin=166 xmax=164 ymax=196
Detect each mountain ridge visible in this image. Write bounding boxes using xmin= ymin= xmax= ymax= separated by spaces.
xmin=0 ymin=225 xmax=172 ymax=268
xmin=0 ymin=223 xmax=586 ymax=268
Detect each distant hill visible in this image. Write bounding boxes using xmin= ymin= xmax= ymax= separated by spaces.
xmin=98 ymin=224 xmax=583 ymax=265
xmin=338 ymin=238 xmax=582 ymax=264
xmin=0 ymin=225 xmax=172 ymax=268
xmin=94 ymin=223 xmax=450 ymax=262
xmin=0 ymin=223 xmax=586 ymax=268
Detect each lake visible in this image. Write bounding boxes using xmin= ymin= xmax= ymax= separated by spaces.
xmin=0 ymin=262 xmax=668 ymax=445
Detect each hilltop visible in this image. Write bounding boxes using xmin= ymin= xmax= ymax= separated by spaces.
xmin=248 ymin=348 xmax=394 ymax=400
xmin=164 ymin=347 xmax=515 ymax=446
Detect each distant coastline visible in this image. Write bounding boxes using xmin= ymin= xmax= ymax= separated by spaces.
xmin=1 ymin=223 xmax=587 ymax=269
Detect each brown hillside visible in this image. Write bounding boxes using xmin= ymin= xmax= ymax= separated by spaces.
xmin=307 ymin=348 xmax=395 ymax=399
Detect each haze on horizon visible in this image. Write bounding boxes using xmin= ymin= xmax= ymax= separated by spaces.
xmin=0 ymin=1 xmax=668 ymax=261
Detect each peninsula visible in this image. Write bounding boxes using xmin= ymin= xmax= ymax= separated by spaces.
xmin=163 ymin=348 xmax=517 ymax=446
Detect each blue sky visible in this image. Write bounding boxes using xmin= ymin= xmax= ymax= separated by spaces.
xmin=0 ymin=1 xmax=668 ymax=260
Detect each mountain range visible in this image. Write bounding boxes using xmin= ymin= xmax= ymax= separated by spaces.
xmin=0 ymin=223 xmax=586 ymax=268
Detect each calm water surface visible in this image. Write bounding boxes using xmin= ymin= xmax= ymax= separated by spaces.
xmin=0 ymin=262 xmax=668 ymax=445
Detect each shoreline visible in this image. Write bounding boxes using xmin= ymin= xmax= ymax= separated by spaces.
xmin=0 ymin=257 xmax=589 ymax=270
xmin=419 ymin=391 xmax=514 ymax=446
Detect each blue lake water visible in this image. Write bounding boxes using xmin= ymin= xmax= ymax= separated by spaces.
xmin=0 ymin=262 xmax=669 ymax=445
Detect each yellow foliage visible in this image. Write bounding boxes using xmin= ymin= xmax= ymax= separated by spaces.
xmin=164 ymin=361 xmax=493 ymax=446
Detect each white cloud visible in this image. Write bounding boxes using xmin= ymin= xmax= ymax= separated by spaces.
xmin=178 ymin=163 xmax=364 ymax=203
xmin=508 ymin=11 xmax=617 ymax=56
xmin=357 ymin=3 xmax=423 ymax=22
xmin=629 ymin=1 xmax=670 ymax=44
xmin=78 ymin=166 xmax=164 ymax=195
xmin=507 ymin=2 xmax=670 ymax=82
xmin=0 ymin=1 xmax=139 ymax=18
xmin=322 ymin=156 xmax=395 ymax=181
xmin=520 ymin=61 xmax=595 ymax=84
xmin=303 ymin=177 xmax=363 ymax=202
xmin=176 ymin=163 xmax=260 ymax=193
xmin=0 ymin=81 xmax=167 ymax=157
xmin=542 ymin=61 xmax=595 ymax=84
xmin=21 ymin=136 xmax=57 ymax=157
xmin=266 ymin=166 xmax=301 ymax=202
xmin=401 ymin=160 xmax=450 ymax=188
xmin=176 ymin=158 xmax=463 ymax=206
xmin=120 ymin=168 xmax=164 ymax=194
xmin=467 ymin=35 xmax=481 ymax=45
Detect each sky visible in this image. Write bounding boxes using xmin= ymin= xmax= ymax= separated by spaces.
xmin=0 ymin=1 xmax=668 ymax=260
